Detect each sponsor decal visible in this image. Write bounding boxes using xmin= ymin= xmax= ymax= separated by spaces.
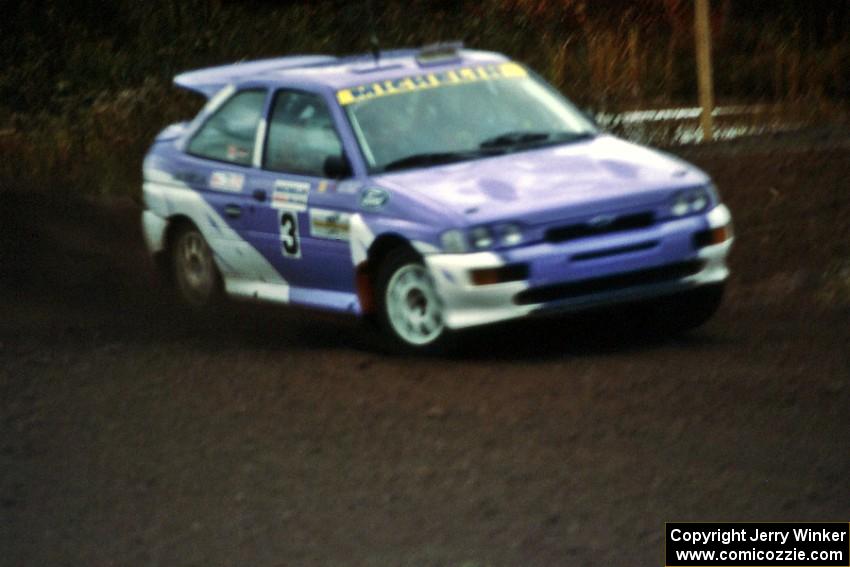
xmin=226 ymin=144 xmax=250 ymax=162
xmin=309 ymin=209 xmax=351 ymax=241
xmin=209 ymin=171 xmax=244 ymax=192
xmin=336 ymin=62 xmax=528 ymax=106
xmin=359 ymin=187 xmax=389 ymax=210
xmin=272 ymin=179 xmax=310 ymax=212
xmin=279 ymin=211 xmax=301 ymax=258
xmin=336 ymin=180 xmax=361 ymax=194
xmin=317 ymin=180 xmax=336 ymax=193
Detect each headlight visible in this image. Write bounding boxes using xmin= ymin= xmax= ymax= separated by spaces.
xmin=470 ymin=226 xmax=494 ymax=249
xmin=499 ymin=224 xmax=523 ymax=247
xmin=440 ymin=229 xmax=467 ymax=253
xmin=671 ymin=186 xmax=712 ymax=217
xmin=440 ymin=224 xmax=525 ymax=253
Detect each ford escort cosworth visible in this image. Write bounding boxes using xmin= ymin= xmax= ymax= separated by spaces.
xmin=142 ymin=44 xmax=734 ymax=351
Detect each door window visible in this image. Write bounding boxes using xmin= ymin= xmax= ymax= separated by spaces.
xmin=187 ymin=89 xmax=266 ymax=165
xmin=264 ymin=90 xmax=344 ymax=176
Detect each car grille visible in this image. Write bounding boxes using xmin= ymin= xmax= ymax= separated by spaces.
xmin=544 ymin=212 xmax=655 ymax=243
xmin=513 ymin=260 xmax=703 ymax=305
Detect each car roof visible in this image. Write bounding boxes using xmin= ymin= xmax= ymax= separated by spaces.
xmin=174 ymin=48 xmax=511 ymax=97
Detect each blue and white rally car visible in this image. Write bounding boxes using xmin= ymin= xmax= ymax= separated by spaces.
xmin=142 ymin=44 xmax=733 ymax=350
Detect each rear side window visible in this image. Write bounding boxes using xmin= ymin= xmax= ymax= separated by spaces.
xmin=187 ymin=89 xmax=266 ymax=165
xmin=264 ymin=90 xmax=343 ymax=176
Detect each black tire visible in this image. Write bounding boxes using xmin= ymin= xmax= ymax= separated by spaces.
xmin=171 ymin=224 xmax=223 ymax=309
xmin=643 ymin=283 xmax=725 ymax=334
xmin=374 ymin=247 xmax=450 ymax=354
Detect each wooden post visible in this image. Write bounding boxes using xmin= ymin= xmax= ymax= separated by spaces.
xmin=694 ymin=0 xmax=715 ymax=141
xmin=628 ymin=28 xmax=641 ymax=102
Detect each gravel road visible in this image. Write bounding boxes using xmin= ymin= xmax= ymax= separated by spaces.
xmin=2 ymin=133 xmax=849 ymax=567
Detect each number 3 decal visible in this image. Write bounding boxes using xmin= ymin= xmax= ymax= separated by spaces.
xmin=280 ymin=211 xmax=300 ymax=258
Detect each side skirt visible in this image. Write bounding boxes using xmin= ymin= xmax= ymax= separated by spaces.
xmin=223 ymin=277 xmax=362 ymax=315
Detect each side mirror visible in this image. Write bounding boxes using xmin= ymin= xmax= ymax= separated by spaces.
xmin=581 ymin=108 xmax=601 ymax=129
xmin=323 ymin=154 xmax=352 ymax=179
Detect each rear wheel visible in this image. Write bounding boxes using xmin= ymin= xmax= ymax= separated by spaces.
xmin=172 ymin=225 xmax=221 ymax=308
xmin=375 ymin=247 xmax=447 ymax=352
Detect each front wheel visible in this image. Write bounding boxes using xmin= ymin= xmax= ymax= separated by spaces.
xmin=375 ymin=247 xmax=448 ymax=352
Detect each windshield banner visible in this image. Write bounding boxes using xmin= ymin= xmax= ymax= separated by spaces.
xmin=336 ymin=62 xmax=527 ymax=106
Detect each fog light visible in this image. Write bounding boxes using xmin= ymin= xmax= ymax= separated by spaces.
xmin=693 ymin=224 xmax=732 ymax=248
xmin=469 ymin=264 xmax=529 ymax=285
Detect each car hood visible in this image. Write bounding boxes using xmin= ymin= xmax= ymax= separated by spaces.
xmin=374 ymin=135 xmax=710 ymax=226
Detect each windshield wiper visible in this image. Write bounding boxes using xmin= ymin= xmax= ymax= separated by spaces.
xmin=381 ymin=150 xmax=491 ymax=172
xmin=479 ymin=130 xmax=596 ymax=150
xmin=378 ymin=131 xmax=597 ymax=172
xmin=479 ymin=130 xmax=552 ymax=149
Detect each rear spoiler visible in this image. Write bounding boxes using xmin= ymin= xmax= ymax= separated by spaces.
xmin=173 ymin=55 xmax=336 ymax=98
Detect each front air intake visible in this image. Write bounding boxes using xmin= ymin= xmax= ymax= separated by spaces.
xmin=513 ymin=260 xmax=703 ymax=305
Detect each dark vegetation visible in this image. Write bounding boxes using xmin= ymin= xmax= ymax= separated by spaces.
xmin=1 ymin=0 xmax=849 ymax=197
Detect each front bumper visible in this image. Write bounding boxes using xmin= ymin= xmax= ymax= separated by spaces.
xmin=425 ymin=204 xmax=733 ymax=330
xmin=142 ymin=209 xmax=168 ymax=254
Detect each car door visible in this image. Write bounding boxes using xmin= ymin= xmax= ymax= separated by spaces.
xmin=176 ymin=88 xmax=276 ymax=281
xmin=245 ymin=88 xmax=357 ymax=303
xmin=182 ymin=88 xmax=266 ymax=227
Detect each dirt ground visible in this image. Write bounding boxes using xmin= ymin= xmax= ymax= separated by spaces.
xmin=1 ymin=131 xmax=849 ymax=567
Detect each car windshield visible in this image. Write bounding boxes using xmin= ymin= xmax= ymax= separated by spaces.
xmin=341 ymin=65 xmax=597 ymax=173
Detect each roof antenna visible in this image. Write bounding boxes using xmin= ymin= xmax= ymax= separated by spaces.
xmin=367 ymin=0 xmax=380 ymax=64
